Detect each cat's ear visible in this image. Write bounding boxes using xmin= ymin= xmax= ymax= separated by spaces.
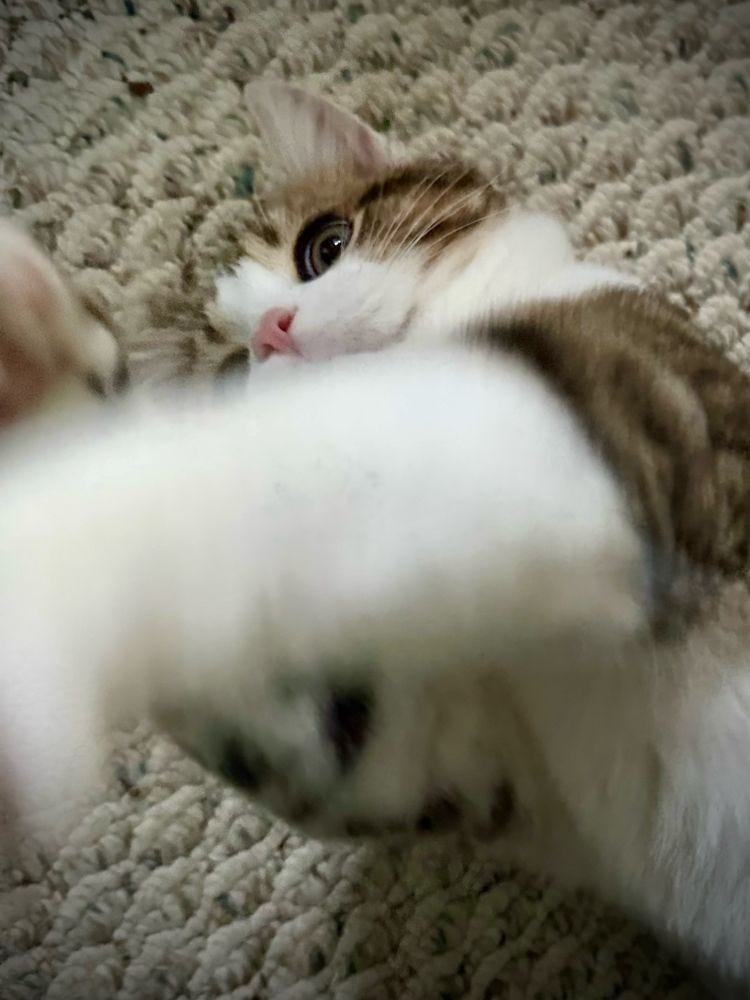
xmin=247 ymin=83 xmax=390 ymax=178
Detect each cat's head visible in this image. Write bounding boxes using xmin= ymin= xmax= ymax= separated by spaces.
xmin=216 ymin=84 xmax=507 ymax=365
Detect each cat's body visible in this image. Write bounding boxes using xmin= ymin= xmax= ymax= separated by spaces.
xmin=1 ymin=85 xmax=749 ymax=993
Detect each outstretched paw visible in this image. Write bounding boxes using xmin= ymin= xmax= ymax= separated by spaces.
xmin=141 ymin=347 xmax=647 ymax=846
xmin=156 ymin=654 xmax=519 ymax=843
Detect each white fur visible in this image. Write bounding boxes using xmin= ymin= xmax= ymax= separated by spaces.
xmin=414 ymin=213 xmax=633 ymax=343
xmin=215 ymin=258 xmax=295 ymax=336
xmin=0 ymin=348 xmax=642 ymax=836
xmin=217 ymin=252 xmax=420 ymax=360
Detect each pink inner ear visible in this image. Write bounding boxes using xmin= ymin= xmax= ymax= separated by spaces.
xmin=356 ymin=126 xmax=386 ymax=171
xmin=326 ymin=102 xmax=388 ymax=173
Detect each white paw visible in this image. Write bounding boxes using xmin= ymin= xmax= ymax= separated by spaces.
xmin=0 ymin=346 xmax=647 ymax=847
xmin=155 ymin=651 xmax=516 ymax=840
xmin=143 ymin=349 xmax=648 ymax=840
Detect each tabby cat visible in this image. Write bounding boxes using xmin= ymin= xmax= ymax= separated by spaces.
xmin=1 ymin=85 xmax=749 ymax=993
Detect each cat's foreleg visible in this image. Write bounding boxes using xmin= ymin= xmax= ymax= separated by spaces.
xmin=0 ymin=347 xmax=646 ymax=844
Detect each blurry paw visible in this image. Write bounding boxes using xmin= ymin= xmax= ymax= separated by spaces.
xmin=155 ymin=658 xmax=517 ymax=842
xmin=0 ymin=221 xmax=127 ymax=425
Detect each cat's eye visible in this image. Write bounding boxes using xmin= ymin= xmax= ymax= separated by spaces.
xmin=294 ymin=214 xmax=352 ymax=281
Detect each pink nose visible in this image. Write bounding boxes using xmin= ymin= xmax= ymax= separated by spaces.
xmin=253 ymin=307 xmax=299 ymax=359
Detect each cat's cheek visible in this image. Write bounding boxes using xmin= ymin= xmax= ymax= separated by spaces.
xmin=291 ymin=255 xmax=421 ymax=360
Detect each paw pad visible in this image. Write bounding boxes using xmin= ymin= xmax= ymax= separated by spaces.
xmin=324 ymin=686 xmax=372 ymax=771
xmin=416 ymin=794 xmax=462 ymax=833
xmin=216 ymin=734 xmax=266 ymax=792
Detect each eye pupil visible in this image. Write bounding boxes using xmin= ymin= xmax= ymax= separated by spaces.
xmin=295 ymin=214 xmax=352 ymax=281
xmin=319 ymin=234 xmax=343 ymax=267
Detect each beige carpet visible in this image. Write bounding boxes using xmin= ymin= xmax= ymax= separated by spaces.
xmin=1 ymin=0 xmax=749 ymax=997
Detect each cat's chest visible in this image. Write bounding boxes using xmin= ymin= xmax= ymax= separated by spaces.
xmin=408 ymin=213 xmax=572 ymax=343
xmin=409 ymin=212 xmax=635 ymax=346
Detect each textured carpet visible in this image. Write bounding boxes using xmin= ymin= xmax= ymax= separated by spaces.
xmin=1 ymin=1 xmax=749 ymax=997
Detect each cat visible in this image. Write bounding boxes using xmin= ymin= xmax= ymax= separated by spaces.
xmin=1 ymin=83 xmax=749 ymax=994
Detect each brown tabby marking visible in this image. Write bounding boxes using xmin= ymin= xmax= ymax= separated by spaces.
xmin=473 ymin=290 xmax=750 ymax=575
xmin=243 ymin=158 xmax=506 ymax=277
